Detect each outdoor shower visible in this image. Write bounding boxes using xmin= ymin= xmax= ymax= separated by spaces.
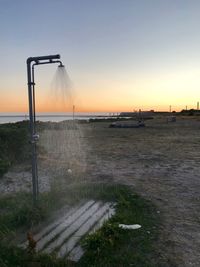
xmin=27 ymin=54 xmax=64 ymax=204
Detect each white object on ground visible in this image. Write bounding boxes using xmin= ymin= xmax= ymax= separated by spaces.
xmin=119 ymin=224 xmax=141 ymax=230
xmin=67 ymin=169 xmax=72 ymax=174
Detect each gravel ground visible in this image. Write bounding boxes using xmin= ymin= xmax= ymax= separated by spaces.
xmin=0 ymin=167 xmax=51 ymax=194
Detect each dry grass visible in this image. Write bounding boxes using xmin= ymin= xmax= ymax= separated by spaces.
xmin=80 ymin=116 xmax=200 ymax=267
xmin=0 ymin=116 xmax=199 ymax=266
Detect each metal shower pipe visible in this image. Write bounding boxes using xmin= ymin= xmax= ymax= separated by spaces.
xmin=27 ymin=54 xmax=63 ymax=204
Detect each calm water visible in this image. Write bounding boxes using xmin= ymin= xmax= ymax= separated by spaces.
xmin=0 ymin=112 xmax=117 ymax=124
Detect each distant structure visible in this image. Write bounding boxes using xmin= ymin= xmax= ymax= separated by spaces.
xmin=167 ymin=115 xmax=176 ymax=123
xmin=120 ymin=112 xmax=136 ymax=117
xmin=120 ymin=110 xmax=154 ymax=119
xmin=197 ymin=102 xmax=199 ymax=110
xmin=180 ymin=108 xmax=200 ymax=115
xmin=73 ymin=105 xmax=75 ymax=120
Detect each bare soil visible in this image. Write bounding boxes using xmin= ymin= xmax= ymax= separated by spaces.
xmin=82 ymin=117 xmax=200 ymax=267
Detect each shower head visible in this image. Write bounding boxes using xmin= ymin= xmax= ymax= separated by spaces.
xmin=58 ymin=62 xmax=65 ymax=68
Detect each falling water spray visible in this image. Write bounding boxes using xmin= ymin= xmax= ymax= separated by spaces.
xmin=38 ymin=64 xmax=87 ymax=194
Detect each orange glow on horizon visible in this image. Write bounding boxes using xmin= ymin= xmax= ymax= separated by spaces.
xmin=1 ymin=66 xmax=200 ymax=114
xmin=0 ymin=99 xmax=193 ymax=114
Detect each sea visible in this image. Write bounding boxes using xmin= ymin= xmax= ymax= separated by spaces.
xmin=0 ymin=112 xmax=118 ymax=124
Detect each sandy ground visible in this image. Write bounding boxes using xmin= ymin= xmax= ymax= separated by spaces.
xmin=1 ymin=116 xmax=200 ymax=266
xmin=82 ymin=117 xmax=200 ymax=267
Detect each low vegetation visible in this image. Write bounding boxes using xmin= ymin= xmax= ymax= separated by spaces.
xmin=0 ymin=121 xmax=30 ymax=177
xmin=0 ymin=183 xmax=162 ymax=267
xmin=79 ymin=185 xmax=160 ymax=267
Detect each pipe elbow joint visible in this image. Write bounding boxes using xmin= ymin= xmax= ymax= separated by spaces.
xmin=26 ymin=57 xmax=33 ymax=65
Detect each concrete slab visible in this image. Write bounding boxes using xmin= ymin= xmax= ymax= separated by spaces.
xmin=20 ymin=200 xmax=115 ymax=262
xmin=58 ymin=203 xmax=111 ymax=258
xmin=42 ymin=201 xmax=102 ymax=253
xmin=37 ymin=200 xmax=96 ymax=251
xmin=21 ymin=202 xmax=86 ymax=248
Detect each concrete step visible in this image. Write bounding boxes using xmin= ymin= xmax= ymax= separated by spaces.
xmin=37 ymin=200 xmax=96 ymax=251
xmin=21 ymin=200 xmax=115 ymax=262
xmin=21 ymin=202 xmax=86 ymax=248
xmin=42 ymin=201 xmax=102 ymax=253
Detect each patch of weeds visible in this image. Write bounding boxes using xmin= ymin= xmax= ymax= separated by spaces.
xmin=0 ymin=193 xmax=47 ymax=236
xmin=0 ymin=243 xmax=74 ymax=267
xmin=0 ymin=121 xmax=30 ymax=177
xmin=77 ymin=184 xmax=161 ymax=267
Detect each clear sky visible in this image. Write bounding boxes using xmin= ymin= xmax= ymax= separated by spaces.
xmin=0 ymin=0 xmax=200 ymax=113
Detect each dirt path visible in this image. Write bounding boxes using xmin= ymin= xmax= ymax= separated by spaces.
xmin=83 ymin=118 xmax=200 ymax=267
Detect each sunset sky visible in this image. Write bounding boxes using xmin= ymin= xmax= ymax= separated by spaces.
xmin=0 ymin=0 xmax=200 ymax=113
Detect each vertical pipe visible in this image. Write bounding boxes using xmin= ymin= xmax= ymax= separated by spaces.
xmin=27 ymin=61 xmax=38 ymax=204
xmin=32 ymin=66 xmax=36 ymax=131
xmin=26 ymin=55 xmax=61 ymax=204
xmin=32 ymin=65 xmax=39 ymax=197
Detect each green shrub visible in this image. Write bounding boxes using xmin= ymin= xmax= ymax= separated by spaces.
xmin=0 ymin=121 xmax=30 ymax=176
xmin=0 ymin=159 xmax=10 ymax=177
